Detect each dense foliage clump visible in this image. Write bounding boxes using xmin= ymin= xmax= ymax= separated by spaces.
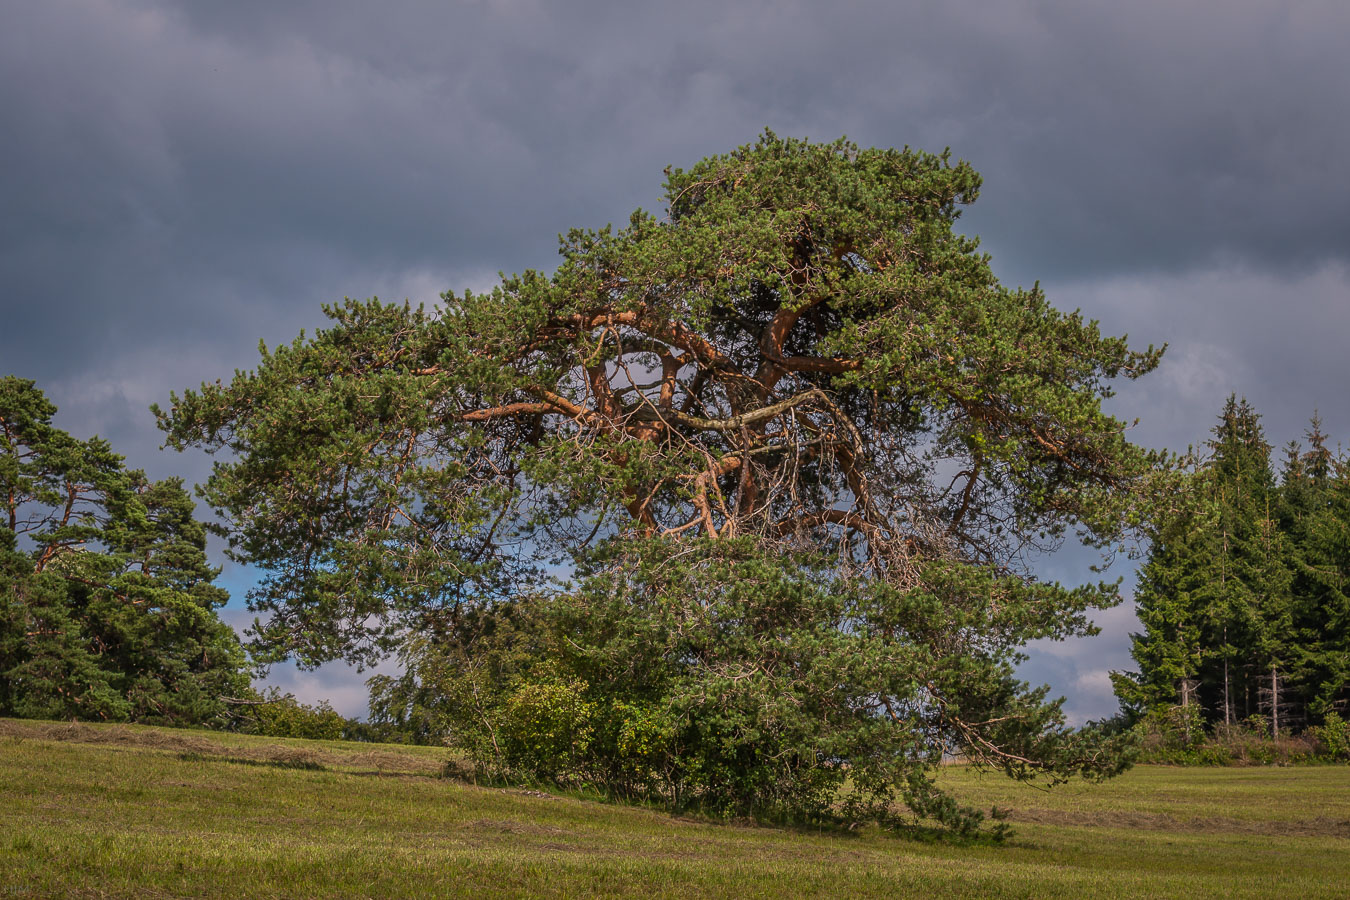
xmin=0 ymin=377 xmax=248 ymax=725
xmin=159 ymin=133 xmax=1169 ymax=832
xmin=231 ymin=687 xmax=349 ymax=741
xmin=371 ymin=538 xmax=1130 ymax=831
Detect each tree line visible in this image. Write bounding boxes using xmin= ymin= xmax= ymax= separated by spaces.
xmin=1115 ymin=397 xmax=1350 ymax=733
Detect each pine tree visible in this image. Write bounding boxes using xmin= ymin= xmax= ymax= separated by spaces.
xmin=157 ymin=134 xmax=1164 ymax=829
xmin=0 ymin=377 xmax=249 ymax=724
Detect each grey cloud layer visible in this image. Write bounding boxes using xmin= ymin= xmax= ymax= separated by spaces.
xmin=3 ymin=0 xmax=1347 ymax=719
xmin=170 ymin=0 xmax=1350 ymax=274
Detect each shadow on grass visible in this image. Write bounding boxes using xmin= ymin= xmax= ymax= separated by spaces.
xmin=177 ymin=751 xmax=326 ymax=772
xmin=436 ymin=765 xmax=1012 ymax=847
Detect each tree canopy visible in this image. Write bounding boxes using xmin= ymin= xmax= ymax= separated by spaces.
xmin=1 ymin=377 xmax=248 ymax=724
xmin=158 ymin=133 xmax=1168 ymax=830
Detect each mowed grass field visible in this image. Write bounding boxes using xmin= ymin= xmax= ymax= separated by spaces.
xmin=3 ymin=718 xmax=1348 ymax=898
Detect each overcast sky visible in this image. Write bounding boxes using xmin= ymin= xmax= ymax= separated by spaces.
xmin=4 ymin=0 xmax=1348 ymax=723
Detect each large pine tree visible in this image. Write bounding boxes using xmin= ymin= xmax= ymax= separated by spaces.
xmin=157 ymin=134 xmax=1164 ymax=828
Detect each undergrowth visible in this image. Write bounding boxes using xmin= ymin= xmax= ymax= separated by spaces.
xmin=1133 ymin=707 xmax=1350 ymax=766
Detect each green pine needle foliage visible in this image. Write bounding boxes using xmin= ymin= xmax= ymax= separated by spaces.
xmin=0 ymin=377 xmax=249 ymax=726
xmin=157 ymin=133 xmax=1171 ymax=833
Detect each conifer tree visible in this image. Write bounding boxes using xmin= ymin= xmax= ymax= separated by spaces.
xmin=1277 ymin=417 xmax=1350 ymax=722
xmin=1111 ymin=488 xmax=1215 ymax=716
xmin=1120 ymin=397 xmax=1290 ymax=727
xmin=159 ymin=133 xmax=1167 ymax=830
xmin=1203 ymin=398 xmax=1293 ymax=727
xmin=0 ymin=377 xmax=248 ymax=724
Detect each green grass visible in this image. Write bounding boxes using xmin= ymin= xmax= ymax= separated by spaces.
xmin=2 ymin=718 xmax=1347 ymax=898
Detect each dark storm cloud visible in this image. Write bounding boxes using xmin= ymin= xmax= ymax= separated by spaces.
xmin=164 ymin=0 xmax=1350 ymax=278
xmin=2 ymin=0 xmax=1347 ymax=718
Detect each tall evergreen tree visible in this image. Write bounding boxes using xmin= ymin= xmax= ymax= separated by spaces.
xmin=1277 ymin=417 xmax=1350 ymax=722
xmin=0 ymin=377 xmax=248 ymax=724
xmin=1111 ymin=490 xmax=1216 ymax=717
xmin=1211 ymin=399 xmax=1292 ymax=727
xmin=1119 ymin=397 xmax=1291 ymax=728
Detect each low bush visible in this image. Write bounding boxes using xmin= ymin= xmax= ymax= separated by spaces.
xmin=1309 ymin=712 xmax=1350 ymax=760
xmin=1132 ymin=706 xmax=1347 ymax=765
xmin=236 ymin=688 xmax=346 ymax=741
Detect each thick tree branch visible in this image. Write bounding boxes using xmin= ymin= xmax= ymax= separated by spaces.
xmin=635 ymin=388 xmax=829 ymax=433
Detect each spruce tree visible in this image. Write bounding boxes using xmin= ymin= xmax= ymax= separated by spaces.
xmin=1120 ymin=397 xmax=1290 ymax=728
xmin=1112 ymin=483 xmax=1214 ymax=716
xmin=1278 ymin=417 xmax=1350 ymax=723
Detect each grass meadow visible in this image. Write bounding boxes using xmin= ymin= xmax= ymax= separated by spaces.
xmin=3 ymin=717 xmax=1347 ymax=898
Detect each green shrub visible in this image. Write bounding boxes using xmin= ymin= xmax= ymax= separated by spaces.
xmin=1133 ymin=708 xmax=1338 ymax=765
xmin=497 ymin=676 xmax=596 ymax=780
xmin=241 ymin=688 xmax=346 ymax=741
xmin=1133 ymin=704 xmax=1208 ymax=762
xmin=1310 ymin=713 xmax=1350 ymax=761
